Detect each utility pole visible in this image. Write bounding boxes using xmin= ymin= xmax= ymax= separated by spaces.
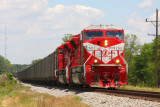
xmin=4 ymin=24 xmax=9 ymax=73
xmin=146 ymin=8 xmax=159 ymax=88
xmin=5 ymin=24 xmax=7 ymax=59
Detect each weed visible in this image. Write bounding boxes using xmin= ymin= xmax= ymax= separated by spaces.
xmin=0 ymin=81 xmax=6 ymax=86
xmin=0 ymin=74 xmax=89 ymax=107
xmin=6 ymin=73 xmax=13 ymax=80
xmin=118 ymin=85 xmax=160 ymax=92
xmin=73 ymin=96 xmax=83 ymax=102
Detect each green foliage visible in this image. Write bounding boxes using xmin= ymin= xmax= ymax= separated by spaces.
xmin=62 ymin=34 xmax=74 ymax=43
xmin=125 ymin=34 xmax=141 ymax=66
xmin=10 ymin=64 xmax=29 ymax=73
xmin=126 ymin=35 xmax=160 ymax=87
xmin=0 ymin=55 xmax=11 ymax=74
xmin=0 ymin=75 xmax=18 ymax=104
xmin=0 ymin=80 xmax=17 ymax=87
xmin=10 ymin=64 xmax=29 ymax=77
xmin=73 ymin=96 xmax=83 ymax=102
xmin=118 ymin=85 xmax=160 ymax=92
xmin=31 ymin=59 xmax=42 ymax=65
xmin=6 ymin=72 xmax=13 ymax=80
xmin=125 ymin=34 xmax=141 ymax=85
xmin=0 ymin=81 xmax=6 ymax=86
xmin=0 ymin=75 xmax=88 ymax=107
xmin=0 ymin=74 xmax=17 ymax=103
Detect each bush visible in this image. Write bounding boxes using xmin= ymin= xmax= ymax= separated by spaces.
xmin=6 ymin=73 xmax=13 ymax=80
xmin=9 ymin=80 xmax=17 ymax=85
xmin=0 ymin=81 xmax=6 ymax=86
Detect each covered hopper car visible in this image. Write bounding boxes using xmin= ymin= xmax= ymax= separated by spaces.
xmin=18 ymin=25 xmax=128 ymax=88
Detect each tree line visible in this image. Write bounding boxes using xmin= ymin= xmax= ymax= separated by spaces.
xmin=0 ymin=34 xmax=160 ymax=87
xmin=0 ymin=55 xmax=29 ymax=76
xmin=125 ymin=34 xmax=160 ymax=87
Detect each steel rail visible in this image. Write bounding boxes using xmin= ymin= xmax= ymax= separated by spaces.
xmin=26 ymin=82 xmax=160 ymax=102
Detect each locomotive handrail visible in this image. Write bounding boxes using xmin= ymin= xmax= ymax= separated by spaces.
xmin=119 ymin=54 xmax=128 ymax=73
xmin=84 ymin=52 xmax=93 ymax=78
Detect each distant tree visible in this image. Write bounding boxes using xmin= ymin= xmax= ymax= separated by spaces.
xmin=0 ymin=55 xmax=11 ymax=74
xmin=149 ymin=36 xmax=160 ymax=87
xmin=128 ymin=43 xmax=154 ymax=86
xmin=124 ymin=34 xmax=141 ymax=85
xmin=31 ymin=59 xmax=42 ymax=65
xmin=10 ymin=64 xmax=29 ymax=73
xmin=124 ymin=34 xmax=141 ymax=67
xmin=127 ymin=36 xmax=160 ymax=87
xmin=62 ymin=34 xmax=74 ymax=43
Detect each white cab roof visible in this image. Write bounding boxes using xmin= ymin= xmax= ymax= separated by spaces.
xmin=84 ymin=25 xmax=123 ymax=30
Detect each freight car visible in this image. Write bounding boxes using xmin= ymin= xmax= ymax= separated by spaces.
xmin=18 ymin=25 xmax=128 ymax=88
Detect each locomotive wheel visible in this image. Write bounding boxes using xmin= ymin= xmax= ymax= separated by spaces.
xmin=108 ymin=87 xmax=116 ymax=90
xmin=85 ymin=85 xmax=91 ymax=88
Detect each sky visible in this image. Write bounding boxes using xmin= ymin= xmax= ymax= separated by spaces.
xmin=0 ymin=0 xmax=160 ymax=64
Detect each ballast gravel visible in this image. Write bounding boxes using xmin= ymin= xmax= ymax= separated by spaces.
xmin=20 ymin=82 xmax=160 ymax=107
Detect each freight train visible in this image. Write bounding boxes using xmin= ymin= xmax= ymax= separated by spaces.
xmin=18 ymin=25 xmax=128 ymax=88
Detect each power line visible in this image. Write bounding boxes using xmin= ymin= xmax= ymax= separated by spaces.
xmin=146 ymin=8 xmax=160 ymax=88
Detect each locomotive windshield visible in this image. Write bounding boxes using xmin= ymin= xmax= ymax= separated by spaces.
xmin=84 ymin=31 xmax=103 ymax=41
xmin=105 ymin=31 xmax=123 ymax=40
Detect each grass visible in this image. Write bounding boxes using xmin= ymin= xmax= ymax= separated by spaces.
xmin=0 ymin=74 xmax=89 ymax=107
xmin=118 ymin=85 xmax=160 ymax=92
xmin=53 ymin=95 xmax=88 ymax=107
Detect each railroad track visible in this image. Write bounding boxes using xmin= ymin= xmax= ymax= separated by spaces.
xmin=55 ymin=85 xmax=160 ymax=102
xmin=25 ymin=82 xmax=160 ymax=102
xmin=94 ymin=89 xmax=160 ymax=102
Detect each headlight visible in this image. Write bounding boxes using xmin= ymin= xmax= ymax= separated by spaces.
xmin=116 ymin=59 xmax=120 ymax=64
xmin=104 ymin=40 xmax=108 ymax=46
xmin=105 ymin=40 xmax=108 ymax=43
xmin=94 ymin=59 xmax=98 ymax=63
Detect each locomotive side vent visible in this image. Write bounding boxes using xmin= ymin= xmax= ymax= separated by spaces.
xmin=70 ymin=40 xmax=77 ymax=49
xmin=64 ymin=44 xmax=71 ymax=52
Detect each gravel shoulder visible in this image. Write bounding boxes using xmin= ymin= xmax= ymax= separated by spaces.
xmin=20 ymin=82 xmax=160 ymax=107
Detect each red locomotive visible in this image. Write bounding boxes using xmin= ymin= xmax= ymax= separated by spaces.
xmin=18 ymin=25 xmax=127 ymax=88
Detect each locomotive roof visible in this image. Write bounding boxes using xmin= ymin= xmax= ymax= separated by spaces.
xmin=84 ymin=25 xmax=123 ymax=30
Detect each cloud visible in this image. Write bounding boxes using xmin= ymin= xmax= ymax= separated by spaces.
xmin=150 ymin=11 xmax=160 ymax=20
xmin=0 ymin=0 xmax=104 ymax=64
xmin=127 ymin=13 xmax=149 ymax=32
xmin=39 ymin=5 xmax=104 ymax=31
xmin=126 ymin=12 xmax=154 ymax=43
xmin=138 ymin=0 xmax=153 ymax=8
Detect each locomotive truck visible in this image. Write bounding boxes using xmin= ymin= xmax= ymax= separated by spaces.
xmin=18 ymin=25 xmax=127 ymax=88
